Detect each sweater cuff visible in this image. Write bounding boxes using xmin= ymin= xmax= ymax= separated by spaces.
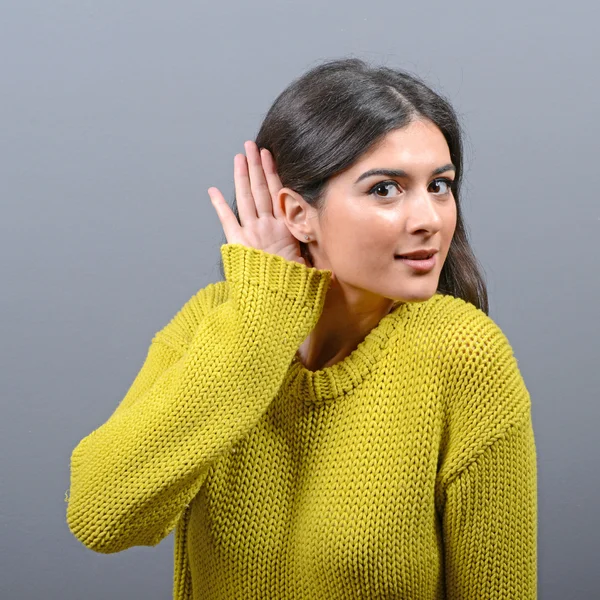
xmin=220 ymin=243 xmax=332 ymax=306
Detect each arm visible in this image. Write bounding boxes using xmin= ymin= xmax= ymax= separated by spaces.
xmin=66 ymin=243 xmax=331 ymax=554
xmin=435 ymin=307 xmax=538 ymax=598
xmin=110 ymin=280 xmax=229 ymax=418
xmin=442 ymin=413 xmax=538 ymax=599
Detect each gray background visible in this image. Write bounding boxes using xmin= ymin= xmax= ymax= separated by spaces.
xmin=1 ymin=1 xmax=598 ymax=598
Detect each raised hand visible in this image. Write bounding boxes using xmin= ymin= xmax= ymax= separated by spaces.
xmin=208 ymin=141 xmax=306 ymax=266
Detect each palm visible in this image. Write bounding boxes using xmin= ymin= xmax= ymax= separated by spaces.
xmin=208 ymin=141 xmax=306 ymax=266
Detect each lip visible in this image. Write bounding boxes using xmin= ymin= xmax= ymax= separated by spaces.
xmin=396 ymin=248 xmax=438 ymax=259
xmin=395 ymin=254 xmax=437 ymax=272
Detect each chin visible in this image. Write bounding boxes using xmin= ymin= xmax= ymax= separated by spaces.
xmin=387 ymin=283 xmax=439 ymax=304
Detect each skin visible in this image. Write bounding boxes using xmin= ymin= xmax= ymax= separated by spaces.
xmin=278 ymin=118 xmax=458 ymax=371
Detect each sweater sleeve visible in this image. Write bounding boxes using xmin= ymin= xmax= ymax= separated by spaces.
xmin=66 ymin=243 xmax=331 ymax=554
xmin=441 ymin=412 xmax=538 ymax=599
xmin=435 ymin=306 xmax=538 ymax=598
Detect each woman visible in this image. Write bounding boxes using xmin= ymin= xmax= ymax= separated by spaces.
xmin=67 ymin=58 xmax=537 ymax=599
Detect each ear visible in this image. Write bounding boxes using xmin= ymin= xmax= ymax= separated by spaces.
xmin=276 ymin=187 xmax=317 ymax=241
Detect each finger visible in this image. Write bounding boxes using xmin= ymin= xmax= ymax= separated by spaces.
xmin=260 ymin=149 xmax=285 ymax=218
xmin=233 ymin=154 xmax=257 ymax=224
xmin=244 ymin=141 xmax=273 ymax=217
xmin=208 ymin=187 xmax=241 ymax=244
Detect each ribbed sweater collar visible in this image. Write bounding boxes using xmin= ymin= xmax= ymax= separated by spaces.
xmin=284 ymin=294 xmax=444 ymax=404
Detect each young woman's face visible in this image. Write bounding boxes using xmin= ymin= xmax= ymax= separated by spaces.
xmin=309 ymin=119 xmax=458 ymax=305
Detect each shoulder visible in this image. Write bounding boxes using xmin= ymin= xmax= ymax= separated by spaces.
xmin=419 ymin=294 xmax=526 ymax=401
xmin=153 ymin=280 xmax=230 ymax=352
xmin=409 ymin=293 xmax=517 ymax=370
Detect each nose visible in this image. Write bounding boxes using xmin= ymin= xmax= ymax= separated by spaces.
xmin=404 ymin=192 xmax=443 ymax=234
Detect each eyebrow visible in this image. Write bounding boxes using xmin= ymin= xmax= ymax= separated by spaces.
xmin=354 ymin=163 xmax=456 ymax=184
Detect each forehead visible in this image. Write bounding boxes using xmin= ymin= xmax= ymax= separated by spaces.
xmin=352 ymin=120 xmax=451 ymax=171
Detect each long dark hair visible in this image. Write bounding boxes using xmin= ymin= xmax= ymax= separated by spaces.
xmin=217 ymin=58 xmax=488 ymax=314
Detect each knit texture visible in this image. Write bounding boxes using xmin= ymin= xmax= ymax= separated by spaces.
xmin=66 ymin=243 xmax=537 ymax=599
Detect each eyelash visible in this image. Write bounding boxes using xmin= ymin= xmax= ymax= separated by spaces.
xmin=368 ymin=178 xmax=454 ymax=199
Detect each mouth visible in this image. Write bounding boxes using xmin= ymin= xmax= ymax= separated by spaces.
xmin=394 ymin=253 xmax=436 ymax=260
xmin=394 ymin=253 xmax=437 ymax=271
xmin=394 ymin=248 xmax=438 ymax=260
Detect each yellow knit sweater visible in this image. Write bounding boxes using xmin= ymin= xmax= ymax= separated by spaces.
xmin=66 ymin=243 xmax=537 ymax=599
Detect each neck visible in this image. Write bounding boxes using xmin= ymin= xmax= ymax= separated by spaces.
xmin=297 ymin=285 xmax=397 ymax=372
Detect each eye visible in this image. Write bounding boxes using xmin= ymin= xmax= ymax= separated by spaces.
xmin=369 ymin=177 xmax=455 ymax=199
xmin=369 ymin=180 xmax=401 ymax=198
xmin=430 ymin=178 xmax=454 ymax=195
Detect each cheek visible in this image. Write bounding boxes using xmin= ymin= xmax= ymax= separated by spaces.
xmin=322 ymin=207 xmax=377 ymax=249
xmin=340 ymin=219 xmax=397 ymax=259
xmin=339 ymin=235 xmax=398 ymax=274
xmin=445 ymin=210 xmax=458 ymax=244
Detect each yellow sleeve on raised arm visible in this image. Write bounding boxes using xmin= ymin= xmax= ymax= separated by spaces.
xmin=66 ymin=243 xmax=331 ymax=554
